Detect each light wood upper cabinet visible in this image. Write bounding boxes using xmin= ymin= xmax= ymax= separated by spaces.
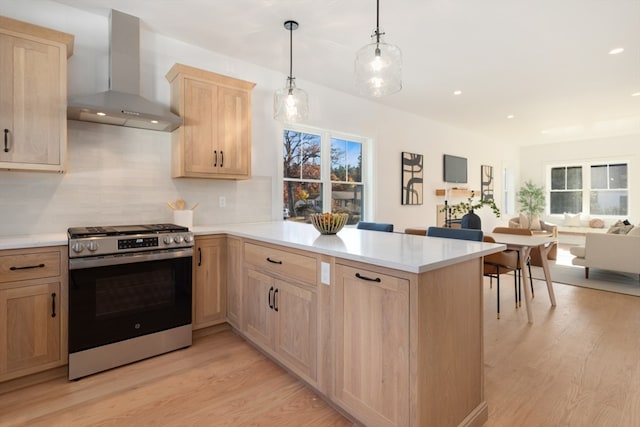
xmin=0 ymin=16 xmax=74 ymax=172
xmin=166 ymin=63 xmax=255 ymax=180
xmin=193 ymin=236 xmax=227 ymax=330
xmin=0 ymin=246 xmax=68 ymax=383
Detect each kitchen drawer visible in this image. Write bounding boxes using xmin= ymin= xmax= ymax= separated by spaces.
xmin=244 ymin=242 xmax=316 ymax=286
xmin=0 ymin=250 xmax=61 ymax=284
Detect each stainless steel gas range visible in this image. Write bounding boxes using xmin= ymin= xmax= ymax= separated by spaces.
xmin=67 ymin=224 xmax=194 ymax=380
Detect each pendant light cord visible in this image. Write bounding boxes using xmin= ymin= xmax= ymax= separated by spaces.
xmin=289 ymin=24 xmax=293 ymax=81
xmin=376 ymin=0 xmax=380 ymax=43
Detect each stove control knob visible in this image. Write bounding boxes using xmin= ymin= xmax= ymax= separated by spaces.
xmin=87 ymin=241 xmax=99 ymax=252
xmin=71 ymin=242 xmax=84 ymax=253
xmin=184 ymin=235 xmax=193 ymax=243
xmin=163 ymin=236 xmax=173 ymax=245
xmin=174 ymin=235 xmax=184 ymax=244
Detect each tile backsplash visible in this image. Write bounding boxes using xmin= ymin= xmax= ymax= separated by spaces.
xmin=0 ymin=121 xmax=272 ymax=236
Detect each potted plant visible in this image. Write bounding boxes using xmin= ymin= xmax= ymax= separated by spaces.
xmin=516 ymin=180 xmax=545 ymax=226
xmin=441 ymin=191 xmax=501 ymax=229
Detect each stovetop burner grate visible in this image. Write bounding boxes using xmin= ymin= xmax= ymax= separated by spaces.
xmin=68 ymin=223 xmax=189 ymax=238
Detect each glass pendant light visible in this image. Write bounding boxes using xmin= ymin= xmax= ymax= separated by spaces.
xmin=354 ymin=0 xmax=402 ymax=97
xmin=274 ymin=20 xmax=309 ymax=122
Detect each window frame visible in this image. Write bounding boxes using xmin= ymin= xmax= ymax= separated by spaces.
xmin=546 ymin=160 xmax=630 ymax=219
xmin=281 ymin=123 xmax=372 ymax=223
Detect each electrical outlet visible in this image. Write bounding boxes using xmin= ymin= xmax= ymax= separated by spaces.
xmin=219 ymin=196 xmax=226 ymax=208
xmin=321 ymin=262 xmax=330 ymax=285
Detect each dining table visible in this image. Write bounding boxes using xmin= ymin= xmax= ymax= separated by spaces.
xmin=486 ymin=232 xmax=558 ymax=323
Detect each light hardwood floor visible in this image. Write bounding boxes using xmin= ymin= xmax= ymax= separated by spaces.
xmin=2 ymin=278 xmax=640 ymax=426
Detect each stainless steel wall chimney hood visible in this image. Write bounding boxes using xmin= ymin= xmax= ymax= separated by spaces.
xmin=67 ymin=10 xmax=183 ymax=132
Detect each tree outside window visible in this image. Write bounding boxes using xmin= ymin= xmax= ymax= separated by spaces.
xmin=330 ymin=138 xmax=363 ymax=224
xmin=283 ymin=130 xmax=322 ymax=220
xmin=283 ymin=129 xmax=367 ymax=224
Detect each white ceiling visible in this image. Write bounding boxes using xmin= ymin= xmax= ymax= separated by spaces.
xmin=54 ymin=0 xmax=640 ymax=145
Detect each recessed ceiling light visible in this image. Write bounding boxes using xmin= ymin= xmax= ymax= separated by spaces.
xmin=609 ymin=47 xmax=624 ymax=55
xmin=150 ymin=120 xmax=159 ymax=124
xmin=96 ymin=112 xmax=106 ymax=116
xmin=507 ymin=114 xmax=515 ymax=119
xmin=453 ymin=90 xmax=462 ymax=95
xmin=632 ymin=92 xmax=640 ymax=97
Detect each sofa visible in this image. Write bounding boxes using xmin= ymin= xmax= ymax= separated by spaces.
xmin=570 ymin=232 xmax=640 ymax=278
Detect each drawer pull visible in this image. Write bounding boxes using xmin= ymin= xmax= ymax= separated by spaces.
xmin=355 ymin=272 xmax=381 ymax=283
xmin=3 ymin=128 xmax=8 ymax=152
xmin=266 ymin=257 xmax=283 ymax=265
xmin=51 ymin=292 xmax=57 ymax=318
xmin=198 ymin=247 xmax=202 ymax=266
xmin=268 ymin=286 xmax=274 ymax=309
xmin=10 ymin=263 xmax=45 ymax=271
xmin=273 ymin=288 xmax=279 ymax=312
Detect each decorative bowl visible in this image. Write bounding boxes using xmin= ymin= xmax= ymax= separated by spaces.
xmin=310 ymin=213 xmax=349 ymax=235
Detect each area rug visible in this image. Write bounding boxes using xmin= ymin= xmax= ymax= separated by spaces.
xmin=529 ymin=263 xmax=640 ymax=297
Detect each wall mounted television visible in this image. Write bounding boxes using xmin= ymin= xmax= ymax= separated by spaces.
xmin=443 ymin=154 xmax=468 ymax=183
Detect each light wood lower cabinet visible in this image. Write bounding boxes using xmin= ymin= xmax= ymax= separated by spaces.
xmin=333 ymin=262 xmax=410 ymax=427
xmin=0 ymin=246 xmax=67 ymax=383
xmin=193 ymin=236 xmax=227 ymax=330
xmin=242 ymin=241 xmax=317 ymax=385
xmin=226 ymin=236 xmax=243 ymax=329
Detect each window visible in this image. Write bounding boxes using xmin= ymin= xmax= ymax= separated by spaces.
xmin=550 ymin=166 xmax=582 ymax=214
xmin=548 ymin=162 xmax=628 ymax=216
xmin=283 ymin=128 xmax=367 ymax=224
xmin=590 ymin=163 xmax=628 ymax=215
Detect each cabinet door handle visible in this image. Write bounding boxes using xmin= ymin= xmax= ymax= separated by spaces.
xmin=268 ymin=286 xmax=274 ymax=309
xmin=355 ymin=272 xmax=382 ymax=283
xmin=198 ymin=247 xmax=202 ymax=266
xmin=273 ymin=288 xmax=279 ymax=312
xmin=10 ymin=263 xmax=45 ymax=271
xmin=220 ymin=151 xmax=224 ymax=167
xmin=3 ymin=129 xmax=8 ymax=152
xmin=213 ymin=150 xmax=217 ymax=167
xmin=266 ymin=257 xmax=282 ymax=265
xmin=51 ymin=292 xmax=57 ymax=318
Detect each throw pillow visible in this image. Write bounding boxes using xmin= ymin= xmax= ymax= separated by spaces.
xmin=530 ymin=214 xmax=542 ymax=230
xmin=519 ymin=212 xmax=530 ymax=229
xmin=589 ymin=218 xmax=605 ymax=228
xmin=621 ymin=225 xmax=634 ymax=234
xmin=607 ymin=220 xmax=626 ymax=234
xmin=563 ymin=213 xmax=581 ymax=227
xmin=627 ymin=226 xmax=640 ymax=237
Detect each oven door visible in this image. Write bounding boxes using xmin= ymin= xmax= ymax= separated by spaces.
xmin=68 ymin=248 xmax=192 ymax=353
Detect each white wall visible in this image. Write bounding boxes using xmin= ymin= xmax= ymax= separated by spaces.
xmin=0 ymin=1 xmax=516 ymax=235
xmin=519 ymin=134 xmax=639 ymax=222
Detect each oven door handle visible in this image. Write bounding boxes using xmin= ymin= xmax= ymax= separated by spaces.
xmin=69 ymin=248 xmax=193 ymax=270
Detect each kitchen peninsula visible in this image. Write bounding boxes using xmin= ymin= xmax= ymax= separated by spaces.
xmin=195 ymin=221 xmax=504 ymax=427
xmin=0 ymin=221 xmax=503 ymax=427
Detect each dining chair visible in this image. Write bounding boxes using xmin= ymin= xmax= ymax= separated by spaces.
xmin=483 ymin=235 xmax=520 ymax=319
xmin=426 ymin=226 xmax=483 ymax=241
xmin=404 ymin=228 xmax=427 ymax=236
xmin=492 ymin=227 xmax=535 ymax=301
xmin=356 ymin=222 xmax=394 ymax=232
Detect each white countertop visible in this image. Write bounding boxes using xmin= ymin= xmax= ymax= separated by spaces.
xmin=0 ymin=222 xmax=504 ymax=273
xmin=0 ymin=233 xmax=68 ymax=250
xmin=194 ymin=222 xmax=505 ymax=273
